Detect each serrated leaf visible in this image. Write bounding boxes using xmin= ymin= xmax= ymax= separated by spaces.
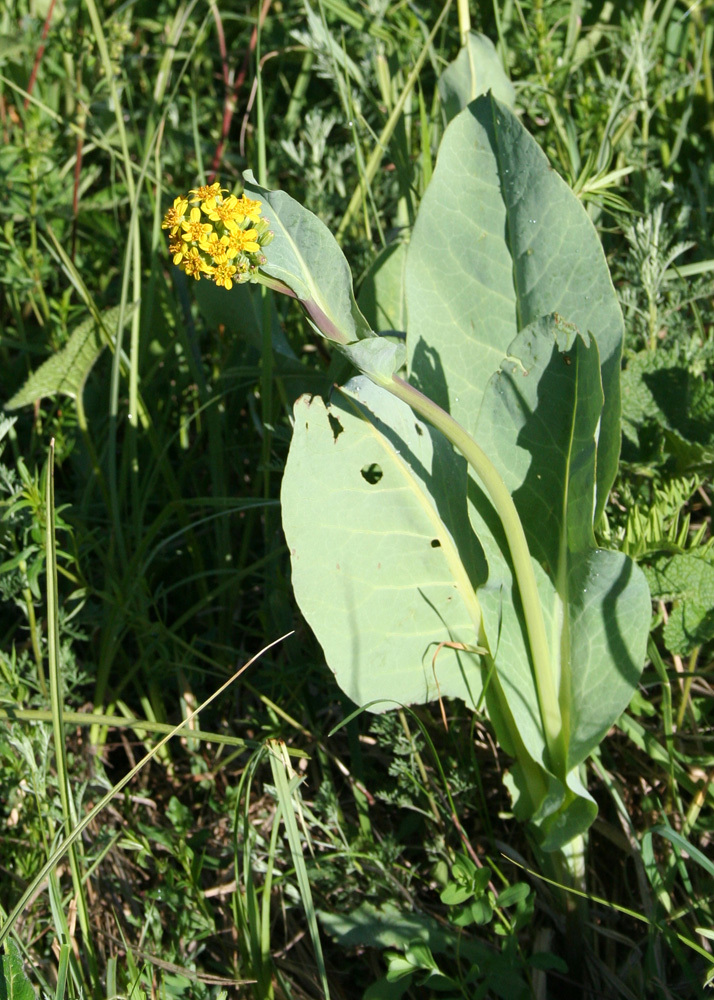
xmin=0 ymin=941 xmax=36 ymax=1000
xmin=438 ymin=32 xmax=515 ymax=122
xmin=622 ymin=349 xmax=714 ymax=468
xmin=282 ymin=377 xmax=487 ymax=712
xmin=0 ymin=416 xmax=16 ymax=444
xmin=4 ymin=305 xmax=133 ymax=409
xmin=621 ymin=349 xmax=670 ymax=450
xmin=644 ymin=552 xmax=714 ymax=655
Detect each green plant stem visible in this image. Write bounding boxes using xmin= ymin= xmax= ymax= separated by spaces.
xmin=397 ymin=709 xmax=442 ymax=823
xmin=256 ymin=14 xmax=274 ymax=525
xmin=260 ymin=270 xmax=564 ymax=773
xmin=45 ymin=441 xmax=99 ymax=991
xmin=253 ymin=271 xmax=298 ymax=299
xmin=387 ymin=374 xmax=564 ymax=775
xmin=28 ymin=158 xmax=50 ymax=324
xmin=20 ymin=575 xmax=47 ymax=697
xmin=0 ymin=707 xmax=262 ymax=748
xmin=456 ymin=0 xmax=470 ymax=47
xmin=284 ymin=49 xmax=314 ymax=131
xmin=676 ymin=645 xmax=700 ymax=733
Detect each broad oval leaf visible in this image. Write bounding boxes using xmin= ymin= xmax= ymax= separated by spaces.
xmin=438 ymin=32 xmax=515 ymax=122
xmin=243 ymin=171 xmax=372 ymax=345
xmin=476 ymin=317 xmax=650 ymax=773
xmin=281 ymin=377 xmax=487 ymax=711
xmin=406 ymin=93 xmax=624 ymax=520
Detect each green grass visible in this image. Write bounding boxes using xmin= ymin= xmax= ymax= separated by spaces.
xmin=0 ymin=0 xmax=713 ymax=997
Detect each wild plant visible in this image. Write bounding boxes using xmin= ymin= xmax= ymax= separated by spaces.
xmin=159 ymin=84 xmax=652 ymax=878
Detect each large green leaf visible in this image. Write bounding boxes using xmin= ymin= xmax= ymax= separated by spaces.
xmin=474 ymin=317 xmax=650 ymax=773
xmin=243 ymin=171 xmax=372 ymax=344
xmin=564 ymin=547 xmax=650 ymax=767
xmin=438 ymin=32 xmax=515 ymax=123
xmin=406 ymin=94 xmax=624 ymax=520
xmin=477 ymin=316 xmax=603 ymax=573
xmin=358 ymin=240 xmax=408 ymax=338
xmin=281 ymin=376 xmax=487 ymax=711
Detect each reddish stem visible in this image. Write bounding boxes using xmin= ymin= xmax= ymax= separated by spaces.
xmin=71 ymin=126 xmax=85 ymax=262
xmin=25 ymin=0 xmax=57 ymax=110
xmin=208 ymin=0 xmax=272 ymax=181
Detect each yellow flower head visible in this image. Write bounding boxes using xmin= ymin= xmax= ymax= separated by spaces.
xmin=233 ymin=195 xmax=262 ymax=224
xmin=200 ymin=231 xmax=228 ymax=261
xmin=162 ymin=196 xmax=188 ymax=234
xmin=180 ymin=246 xmax=212 ymax=280
xmin=211 ymin=254 xmax=238 ymax=290
xmin=204 ymin=194 xmax=243 ymax=225
xmin=223 ymin=226 xmax=260 ymax=258
xmin=189 ymin=182 xmax=226 ymax=205
xmin=181 ymin=206 xmax=213 ymax=243
xmin=165 ymin=182 xmax=267 ymax=285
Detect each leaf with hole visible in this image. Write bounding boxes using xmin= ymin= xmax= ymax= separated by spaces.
xmin=282 ymin=376 xmax=487 ymax=711
xmin=277 ymin=95 xmax=650 ymax=850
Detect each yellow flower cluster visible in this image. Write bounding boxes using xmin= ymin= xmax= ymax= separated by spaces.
xmin=161 ymin=182 xmax=273 ymax=289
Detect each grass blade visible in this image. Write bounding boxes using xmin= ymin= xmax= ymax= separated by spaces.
xmin=268 ymin=738 xmax=330 ymax=999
